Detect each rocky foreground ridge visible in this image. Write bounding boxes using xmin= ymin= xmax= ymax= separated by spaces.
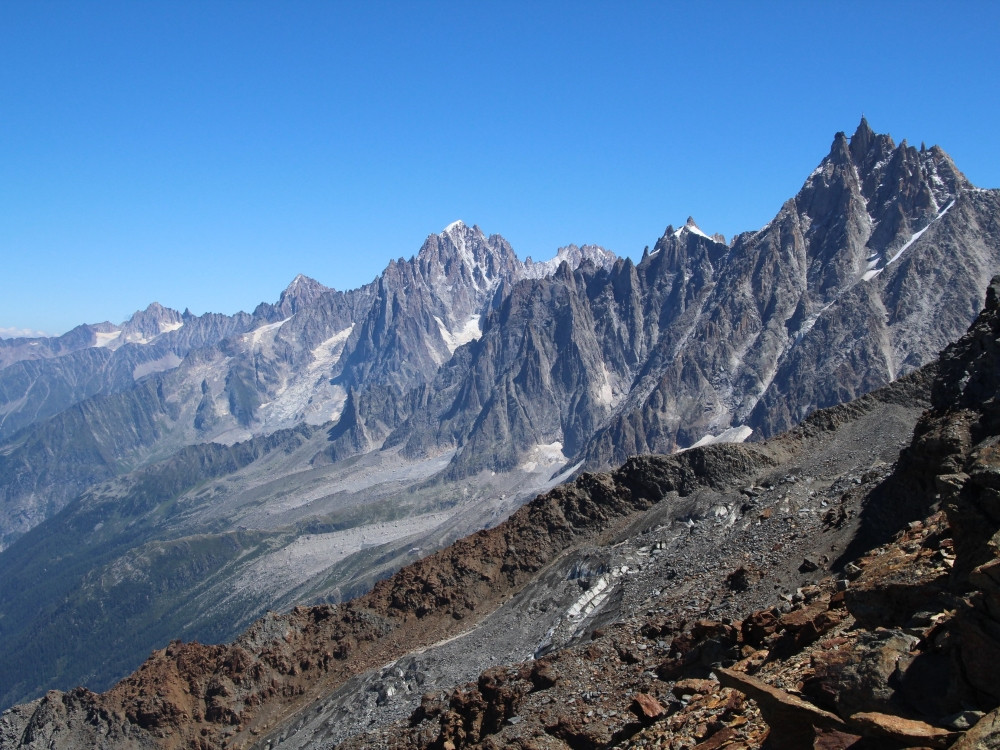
xmin=5 ymin=298 xmax=1000 ymax=746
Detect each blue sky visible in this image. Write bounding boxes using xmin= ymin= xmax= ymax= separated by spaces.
xmin=2 ymin=1 xmax=999 ymax=337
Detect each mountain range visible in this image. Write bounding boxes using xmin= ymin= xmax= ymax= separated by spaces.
xmin=4 ymin=202 xmax=1000 ymax=750
xmin=0 ymin=118 xmax=999 ymax=723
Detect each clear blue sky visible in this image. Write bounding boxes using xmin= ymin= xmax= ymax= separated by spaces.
xmin=2 ymin=1 xmax=998 ymax=337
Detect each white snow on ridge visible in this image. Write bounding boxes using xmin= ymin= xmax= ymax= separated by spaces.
xmin=886 ymin=200 xmax=956 ymax=266
xmin=688 ymin=425 xmax=754 ymax=450
xmin=672 ymin=219 xmax=716 ymax=242
xmin=93 ymin=330 xmax=122 ymax=348
xmin=248 ymin=318 xmax=289 ymax=348
xmin=519 ymin=245 xmax=617 ymax=279
xmin=316 ymin=324 xmax=354 ymax=353
xmin=434 ymin=315 xmax=482 ymax=354
xmin=160 ymin=320 xmax=184 ymax=334
xmin=443 ymin=219 xmax=465 ymax=233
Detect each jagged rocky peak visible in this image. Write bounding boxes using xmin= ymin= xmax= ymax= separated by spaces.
xmin=675 ymin=216 xmax=724 ymax=244
xmin=646 ymin=216 xmax=728 ymax=277
xmin=654 ymin=216 xmax=724 ymax=248
xmin=91 ymin=302 xmax=184 ymax=349
xmin=770 ymin=116 xmax=980 ymax=293
xmin=277 ymin=273 xmax=331 ymax=314
xmin=413 ymin=220 xmax=521 ymax=291
xmin=808 ymin=117 xmax=970 ymax=232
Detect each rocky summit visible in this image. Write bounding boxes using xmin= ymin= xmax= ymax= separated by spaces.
xmin=2 ymin=120 xmax=1000 ymax=746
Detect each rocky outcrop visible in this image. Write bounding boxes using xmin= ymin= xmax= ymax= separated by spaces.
xmin=4 ymin=121 xmax=999 ymax=543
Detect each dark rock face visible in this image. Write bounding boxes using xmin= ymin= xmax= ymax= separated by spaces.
xmin=585 ymin=120 xmax=1000 ymax=469
xmin=393 ymin=119 xmax=1000 ymax=480
xmin=386 ymin=121 xmax=1000 ymax=480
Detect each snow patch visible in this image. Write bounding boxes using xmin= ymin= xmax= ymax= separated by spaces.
xmin=159 ymin=320 xmax=184 ymax=334
xmin=594 ymin=362 xmax=616 ymax=407
xmin=688 ymin=425 xmax=754 ymax=450
xmin=551 ymin=460 xmax=584 ymax=484
xmin=886 ymin=200 xmax=955 ymax=266
xmin=520 ymin=245 xmax=617 ymax=279
xmin=316 ymin=324 xmax=354 ymax=352
xmin=93 ymin=330 xmax=122 ymax=348
xmin=519 ymin=441 xmax=566 ymax=473
xmin=132 ymin=353 xmax=182 ymax=380
xmin=673 ymin=221 xmax=712 ymax=241
xmin=248 ymin=318 xmax=289 ymax=348
xmin=443 ymin=219 xmax=465 ymax=233
xmin=434 ymin=315 xmax=482 ymax=354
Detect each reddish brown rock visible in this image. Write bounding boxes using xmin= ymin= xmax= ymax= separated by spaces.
xmin=848 ymin=711 xmax=957 ymax=748
xmin=525 ymin=660 xmax=559 ymax=691
xmin=630 ymin=692 xmax=666 ymax=723
xmin=811 ymin=727 xmax=866 ymax=749
xmin=770 ymin=598 xmax=846 ymax=658
xmin=741 ymin=608 xmax=780 ymax=647
xmin=716 ymin=668 xmax=847 ymax=750
xmin=657 ymin=620 xmax=740 ymax=680
xmin=692 ymin=726 xmax=740 ymax=749
xmin=803 ymin=647 xmax=855 ymax=713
